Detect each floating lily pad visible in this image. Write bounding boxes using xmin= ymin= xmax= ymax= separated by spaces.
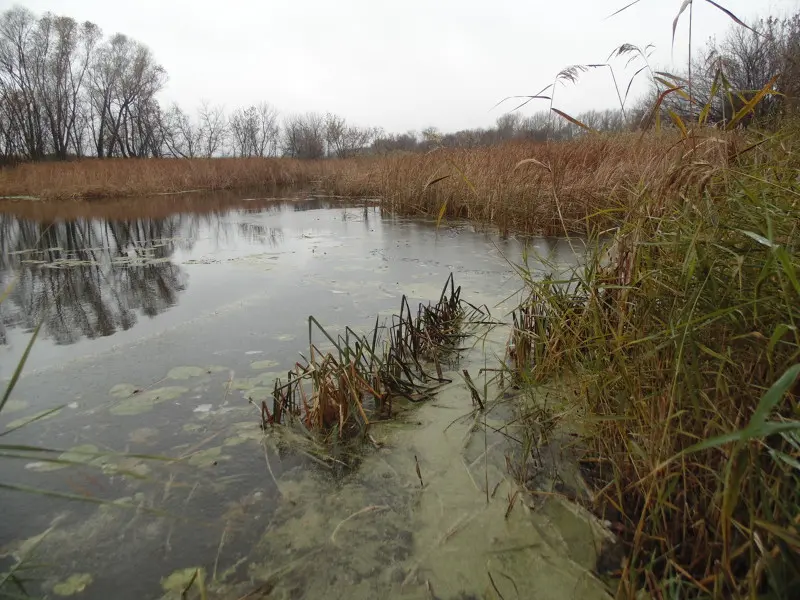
xmin=110 ymin=383 xmax=139 ymax=399
xmin=60 ymin=444 xmax=100 ymax=463
xmin=27 ymin=444 xmax=100 ymax=472
xmin=231 ymin=371 xmax=281 ymax=391
xmin=7 ymin=408 xmax=62 ymax=430
xmin=53 ymin=573 xmax=93 ymax=596
xmin=250 ymin=359 xmax=279 ymax=370
xmin=110 ymin=387 xmax=188 ymax=416
xmin=167 ymin=366 xmax=206 ymax=380
xmin=161 ymin=567 xmax=205 ymax=594
xmin=187 ymin=446 xmax=225 ymax=468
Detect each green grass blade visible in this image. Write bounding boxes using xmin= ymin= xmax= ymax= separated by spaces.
xmin=1 ymin=320 xmax=44 ymax=414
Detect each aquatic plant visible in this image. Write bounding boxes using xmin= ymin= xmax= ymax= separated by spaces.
xmin=264 ymin=274 xmax=492 ymax=440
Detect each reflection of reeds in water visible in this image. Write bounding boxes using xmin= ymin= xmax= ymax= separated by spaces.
xmin=263 ymin=274 xmax=489 ymax=439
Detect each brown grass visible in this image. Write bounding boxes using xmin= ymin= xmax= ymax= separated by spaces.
xmin=0 ymin=132 xmax=738 ymax=236
xmin=0 ymin=156 xmax=378 ymax=201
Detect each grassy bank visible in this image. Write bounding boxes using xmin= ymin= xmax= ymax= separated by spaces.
xmin=510 ymin=121 xmax=800 ymax=597
xmin=0 ymin=133 xmax=720 ymax=236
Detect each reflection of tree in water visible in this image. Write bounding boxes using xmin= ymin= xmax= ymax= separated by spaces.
xmin=0 ymin=217 xmax=189 ymax=345
xmin=236 ymin=222 xmax=284 ymax=247
xmin=0 ymin=205 xmax=288 ymax=346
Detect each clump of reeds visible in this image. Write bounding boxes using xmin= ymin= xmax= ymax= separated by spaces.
xmin=262 ymin=274 xmax=490 ymax=440
xmin=509 ymin=125 xmax=800 ymax=597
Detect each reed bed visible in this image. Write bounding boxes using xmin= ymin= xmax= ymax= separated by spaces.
xmin=0 ymin=133 xmax=733 ymax=237
xmin=377 ymin=132 xmax=731 ymax=235
xmin=261 ymin=274 xmax=491 ymax=440
xmin=0 ymin=156 xmax=379 ymax=201
xmin=507 ymin=124 xmax=800 ymax=598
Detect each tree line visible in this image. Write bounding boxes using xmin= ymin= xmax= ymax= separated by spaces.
xmin=1 ymin=5 xmax=797 ymax=164
xmin=0 ymin=6 xmax=384 ymax=162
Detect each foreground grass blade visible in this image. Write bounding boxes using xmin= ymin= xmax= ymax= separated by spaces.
xmin=0 ymin=320 xmax=43 ymax=414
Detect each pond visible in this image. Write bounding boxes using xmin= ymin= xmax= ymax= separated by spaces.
xmin=0 ymin=193 xmax=610 ymax=599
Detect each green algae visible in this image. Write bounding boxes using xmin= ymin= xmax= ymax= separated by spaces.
xmin=187 ymin=446 xmax=226 ymax=468
xmin=53 ymin=573 xmax=93 ymax=596
xmin=160 ymin=567 xmax=205 ymax=597
xmin=249 ymin=359 xmax=279 ymax=370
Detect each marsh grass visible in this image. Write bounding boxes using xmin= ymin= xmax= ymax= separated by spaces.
xmin=0 ymin=135 xmax=710 ymax=238
xmin=508 ymin=124 xmax=800 ymax=597
xmin=0 ymin=156 xmax=378 ymax=201
xmin=264 ymin=274 xmax=493 ymax=444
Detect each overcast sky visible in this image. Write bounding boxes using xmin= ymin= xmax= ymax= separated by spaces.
xmin=13 ymin=0 xmax=799 ymax=133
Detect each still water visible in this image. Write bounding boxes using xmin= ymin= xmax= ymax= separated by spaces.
xmin=0 ymin=193 xmax=609 ymax=599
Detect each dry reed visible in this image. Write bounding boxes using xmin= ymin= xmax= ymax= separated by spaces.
xmin=0 ymin=156 xmax=378 ymax=201
xmin=0 ymin=132 xmax=737 ymax=236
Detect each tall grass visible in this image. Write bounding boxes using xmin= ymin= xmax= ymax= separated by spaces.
xmin=0 ymin=156 xmax=378 ymax=201
xmin=377 ymin=132 xmax=734 ymax=235
xmin=0 ymin=134 xmax=724 ymax=238
xmin=509 ymin=121 xmax=800 ymax=597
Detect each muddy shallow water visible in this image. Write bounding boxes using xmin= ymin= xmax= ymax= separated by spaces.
xmin=0 ymin=194 xmax=608 ymax=599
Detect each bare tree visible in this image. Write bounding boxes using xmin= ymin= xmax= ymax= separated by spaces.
xmin=197 ymin=100 xmax=227 ymax=157
xmin=161 ymin=103 xmax=199 ymax=157
xmin=39 ymin=14 xmax=101 ymax=159
xmin=228 ymin=103 xmax=280 ymax=157
xmin=0 ymin=7 xmax=48 ymax=159
xmin=88 ymin=33 xmax=165 ymax=157
xmin=324 ymin=112 xmax=379 ymax=158
xmin=282 ymin=112 xmax=325 ymax=159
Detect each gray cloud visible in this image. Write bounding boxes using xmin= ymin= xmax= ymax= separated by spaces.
xmin=19 ymin=0 xmax=798 ymax=132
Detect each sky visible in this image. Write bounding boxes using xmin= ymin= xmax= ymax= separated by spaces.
xmin=10 ymin=0 xmax=799 ymax=133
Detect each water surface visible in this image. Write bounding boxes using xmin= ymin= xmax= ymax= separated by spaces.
xmin=0 ymin=193 xmax=608 ymax=599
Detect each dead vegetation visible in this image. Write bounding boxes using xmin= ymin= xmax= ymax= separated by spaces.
xmin=259 ymin=274 xmax=492 ymax=441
